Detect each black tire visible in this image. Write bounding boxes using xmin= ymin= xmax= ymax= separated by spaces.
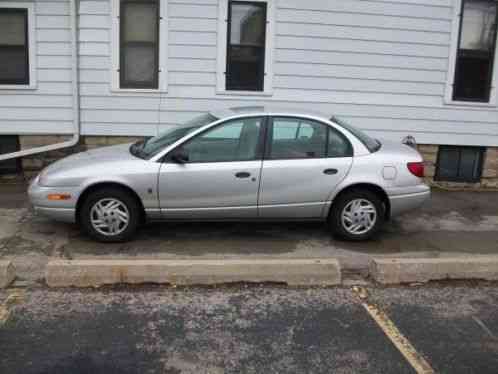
xmin=79 ymin=187 xmax=141 ymax=242
xmin=329 ymin=189 xmax=385 ymax=241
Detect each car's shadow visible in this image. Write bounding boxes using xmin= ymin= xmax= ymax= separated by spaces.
xmin=62 ymin=219 xmax=406 ymax=258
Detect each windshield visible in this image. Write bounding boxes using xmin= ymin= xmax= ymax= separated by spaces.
xmin=331 ymin=116 xmax=381 ymax=152
xmin=130 ymin=113 xmax=218 ymax=159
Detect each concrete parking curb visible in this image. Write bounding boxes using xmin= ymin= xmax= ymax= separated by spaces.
xmin=45 ymin=258 xmax=342 ymax=287
xmin=370 ymin=256 xmax=498 ymax=284
xmin=0 ymin=261 xmax=15 ymax=288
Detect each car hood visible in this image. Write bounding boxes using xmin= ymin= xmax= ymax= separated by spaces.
xmin=86 ymin=143 xmax=137 ymax=160
xmin=39 ymin=143 xmax=139 ymax=186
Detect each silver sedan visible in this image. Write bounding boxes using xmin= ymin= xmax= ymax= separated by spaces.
xmin=29 ymin=107 xmax=430 ymax=242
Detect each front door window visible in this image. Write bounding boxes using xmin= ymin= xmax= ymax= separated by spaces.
xmin=181 ymin=117 xmax=263 ymax=163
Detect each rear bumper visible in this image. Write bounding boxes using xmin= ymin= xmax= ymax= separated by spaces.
xmin=389 ymin=187 xmax=430 ymax=217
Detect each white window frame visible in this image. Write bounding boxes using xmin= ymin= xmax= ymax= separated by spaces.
xmin=216 ymin=0 xmax=274 ymax=96
xmin=111 ymin=0 xmax=168 ymax=92
xmin=444 ymin=0 xmax=498 ymax=107
xmin=0 ymin=2 xmax=37 ymax=90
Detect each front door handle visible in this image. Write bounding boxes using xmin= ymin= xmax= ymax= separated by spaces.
xmin=323 ymin=168 xmax=338 ymax=175
xmin=235 ymin=172 xmax=251 ymax=178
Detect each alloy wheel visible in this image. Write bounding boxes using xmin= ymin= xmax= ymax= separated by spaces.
xmin=90 ymin=198 xmax=130 ymax=236
xmin=341 ymin=198 xmax=377 ymax=235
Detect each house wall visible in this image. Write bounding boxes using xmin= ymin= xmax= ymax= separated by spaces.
xmin=0 ymin=0 xmax=74 ymax=135
xmin=75 ymin=0 xmax=498 ymax=146
xmin=1 ymin=0 xmax=498 ymax=188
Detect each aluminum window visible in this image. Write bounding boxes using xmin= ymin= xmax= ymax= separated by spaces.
xmin=226 ymin=1 xmax=267 ymax=91
xmin=0 ymin=8 xmax=29 ymax=85
xmin=452 ymin=0 xmax=498 ymax=102
xmin=119 ymin=0 xmax=160 ymax=89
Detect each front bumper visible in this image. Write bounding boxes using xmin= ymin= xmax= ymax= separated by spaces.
xmin=28 ymin=175 xmax=79 ymax=223
xmin=388 ymin=186 xmax=431 ymax=217
xmin=32 ymin=206 xmax=76 ymax=223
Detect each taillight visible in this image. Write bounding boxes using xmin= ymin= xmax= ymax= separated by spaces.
xmin=407 ymin=162 xmax=424 ymax=178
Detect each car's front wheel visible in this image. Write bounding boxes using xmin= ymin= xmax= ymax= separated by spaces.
xmin=329 ymin=189 xmax=384 ymax=241
xmin=80 ymin=187 xmax=140 ymax=242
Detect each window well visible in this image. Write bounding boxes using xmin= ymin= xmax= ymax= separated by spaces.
xmin=435 ymin=145 xmax=485 ymax=183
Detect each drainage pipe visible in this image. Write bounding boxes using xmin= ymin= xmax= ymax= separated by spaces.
xmin=0 ymin=0 xmax=80 ymax=162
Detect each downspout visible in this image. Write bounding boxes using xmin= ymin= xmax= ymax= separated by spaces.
xmin=0 ymin=0 xmax=80 ymax=162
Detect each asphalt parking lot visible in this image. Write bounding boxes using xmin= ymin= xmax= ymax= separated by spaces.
xmin=1 ymin=284 xmax=497 ymax=374
xmin=1 ymin=185 xmax=498 ymax=373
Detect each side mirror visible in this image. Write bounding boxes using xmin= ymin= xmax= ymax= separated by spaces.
xmin=170 ymin=147 xmax=189 ymax=164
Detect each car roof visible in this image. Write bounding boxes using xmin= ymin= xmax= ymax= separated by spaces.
xmin=209 ymin=106 xmax=332 ymax=122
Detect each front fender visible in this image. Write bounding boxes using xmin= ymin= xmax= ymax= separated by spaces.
xmin=77 ymin=162 xmax=161 ymax=210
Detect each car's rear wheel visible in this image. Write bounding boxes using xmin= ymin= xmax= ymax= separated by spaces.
xmin=80 ymin=188 xmax=140 ymax=242
xmin=329 ymin=189 xmax=384 ymax=241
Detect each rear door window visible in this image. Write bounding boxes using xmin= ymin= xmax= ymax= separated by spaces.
xmin=268 ymin=117 xmax=352 ymax=159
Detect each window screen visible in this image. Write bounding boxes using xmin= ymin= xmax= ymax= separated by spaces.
xmin=0 ymin=136 xmax=21 ymax=174
xmin=120 ymin=0 xmax=159 ymax=89
xmin=0 ymin=8 xmax=29 ymax=85
xmin=453 ymin=0 xmax=498 ymax=102
xmin=435 ymin=146 xmax=485 ymax=182
xmin=226 ymin=1 xmax=267 ymax=91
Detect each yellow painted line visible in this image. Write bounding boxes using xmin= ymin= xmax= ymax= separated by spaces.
xmin=352 ymin=287 xmax=435 ymax=374
xmin=0 ymin=289 xmax=25 ymax=326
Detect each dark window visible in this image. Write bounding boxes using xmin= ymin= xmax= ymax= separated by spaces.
xmin=268 ymin=117 xmax=352 ymax=160
xmin=453 ymin=0 xmax=498 ymax=102
xmin=0 ymin=8 xmax=29 ymax=85
xmin=120 ymin=0 xmax=159 ymax=89
xmin=0 ymin=136 xmax=21 ymax=174
xmin=181 ymin=117 xmax=263 ymax=163
xmin=226 ymin=1 xmax=267 ymax=91
xmin=435 ymin=146 xmax=485 ymax=182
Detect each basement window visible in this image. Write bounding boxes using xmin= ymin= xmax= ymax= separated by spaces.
xmin=435 ymin=146 xmax=485 ymax=183
xmin=0 ymin=136 xmax=21 ymax=175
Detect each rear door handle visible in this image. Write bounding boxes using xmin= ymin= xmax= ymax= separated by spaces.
xmin=235 ymin=172 xmax=251 ymax=178
xmin=323 ymin=168 xmax=338 ymax=175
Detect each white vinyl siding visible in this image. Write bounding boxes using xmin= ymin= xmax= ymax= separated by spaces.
xmin=1 ymin=0 xmax=498 ymax=147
